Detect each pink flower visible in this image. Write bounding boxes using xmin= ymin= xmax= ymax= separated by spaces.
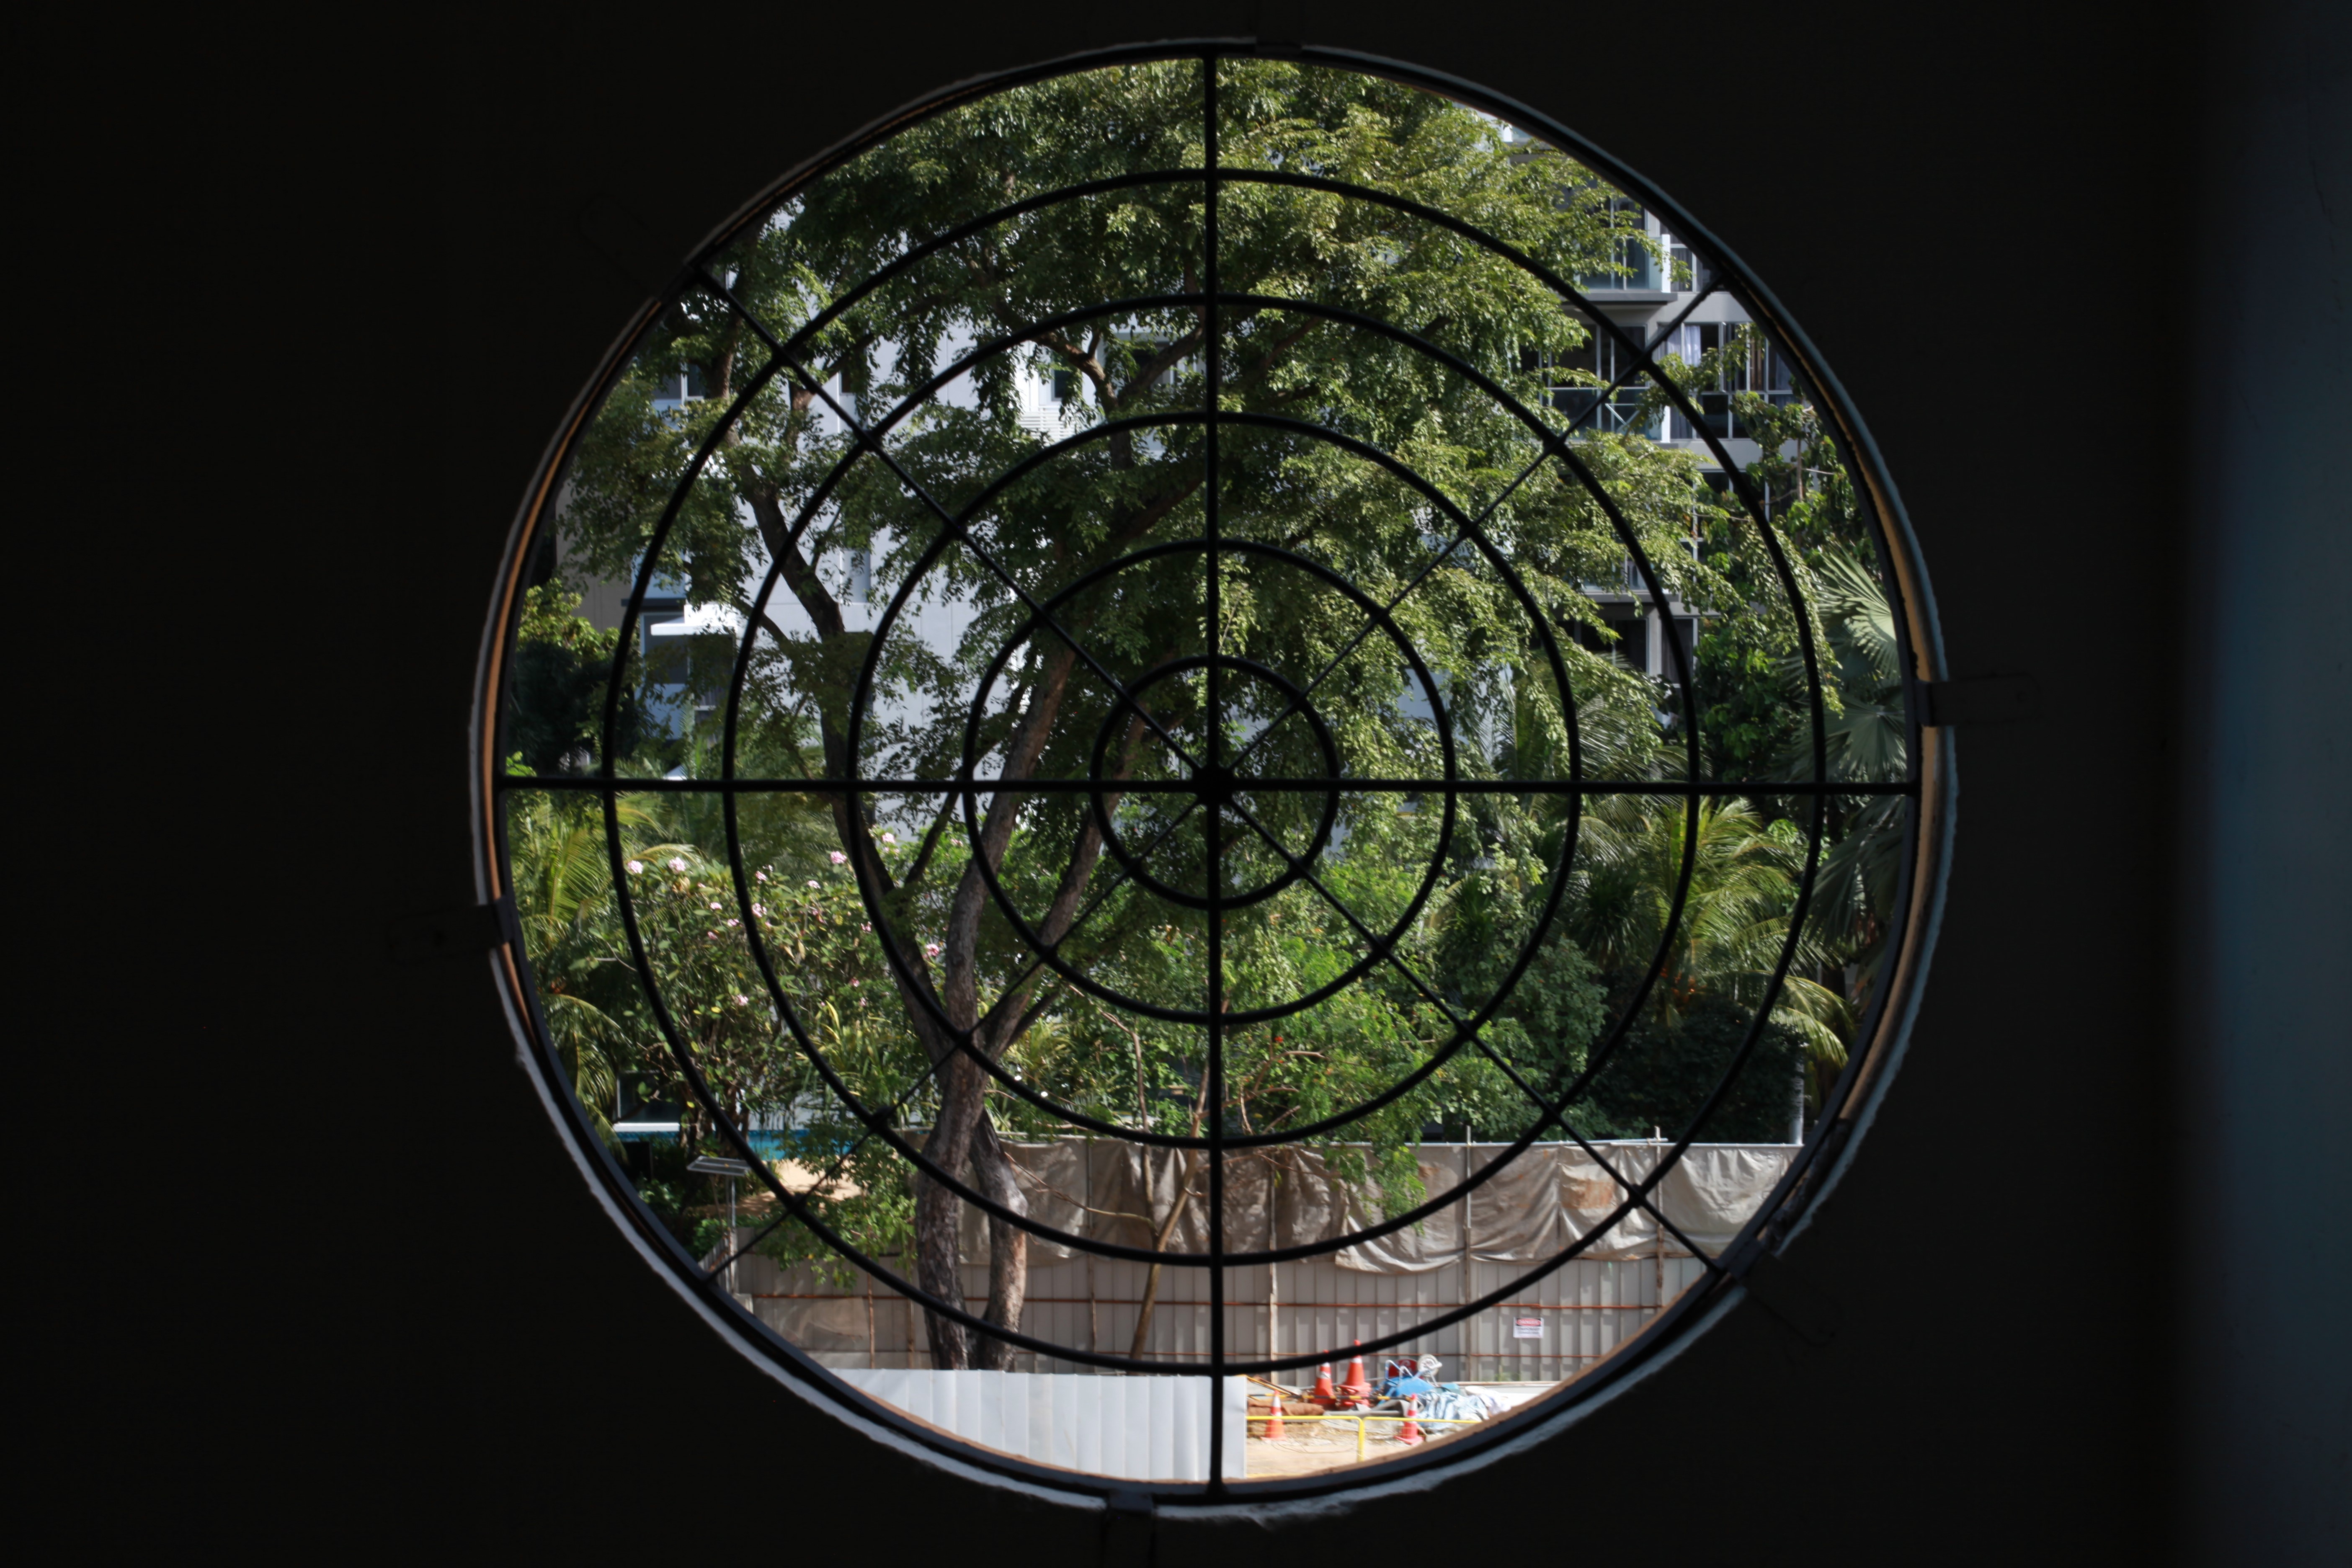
xmin=806 ymin=879 xmax=819 ymax=889
xmin=625 ymin=860 xmax=644 ymax=874
xmin=668 ymin=857 xmax=687 ymax=873
xmin=734 ymin=994 xmax=749 ymax=1006
xmin=725 ymin=918 xmax=740 ymax=928
xmin=881 ymin=832 xmax=897 ymax=845
xmin=751 ymin=904 xmax=766 ymax=918
xmin=860 ymin=923 xmax=871 ymax=932
xmin=925 ymin=942 xmax=942 ymax=958
xmin=829 ymin=850 xmax=847 ymax=865
xmin=756 ymin=870 xmax=768 ymax=882
xmin=709 ymin=902 xmax=721 ymax=911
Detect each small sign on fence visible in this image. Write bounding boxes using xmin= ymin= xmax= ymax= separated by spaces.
xmin=1512 ymin=1315 xmax=1543 ymax=1339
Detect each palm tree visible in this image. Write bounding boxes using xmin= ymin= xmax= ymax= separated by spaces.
xmin=506 ymin=787 xmax=685 ymax=1141
xmin=1779 ymin=544 xmax=1909 ymax=1001
xmin=1568 ymin=794 xmax=1852 ymax=1067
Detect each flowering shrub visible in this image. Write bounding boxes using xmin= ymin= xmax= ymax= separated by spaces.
xmin=507 ymin=785 xmax=921 ymax=1263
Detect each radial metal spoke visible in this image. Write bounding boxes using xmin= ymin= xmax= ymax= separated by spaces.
xmin=1217 ymin=790 xmax=1467 ymax=1032
xmin=701 ymin=1044 xmax=955 ymax=1282
xmin=1220 ymin=411 xmax=1562 ymax=783
xmin=499 ymin=45 xmax=1931 ymax=1417
xmin=1468 ymin=1031 xmax=1728 ymax=1274
xmin=704 ymin=294 xmax=1211 ymax=781
xmin=1219 ymin=523 xmax=1473 ymax=780
xmin=970 ymin=797 xmax=1202 ymax=1044
xmin=1540 ymin=282 xmax=1725 ymax=444
xmin=945 ymin=521 xmax=1206 ymax=777
xmin=1201 ymin=54 xmax=1228 ymax=1493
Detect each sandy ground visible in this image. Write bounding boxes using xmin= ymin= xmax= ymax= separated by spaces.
xmin=1240 ymin=1387 xmax=1560 ymax=1476
xmin=1243 ymin=1423 xmax=1480 ymax=1478
xmin=1242 ymin=1382 xmax=1552 ymax=1476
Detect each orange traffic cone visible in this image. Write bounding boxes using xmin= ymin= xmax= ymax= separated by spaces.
xmin=1263 ymin=1396 xmax=1286 ymax=1441
xmin=1310 ymin=1362 xmax=1336 ymax=1403
xmin=1398 ymin=1395 xmax=1423 ymax=1445
xmin=1341 ymin=1341 xmax=1370 ymax=1403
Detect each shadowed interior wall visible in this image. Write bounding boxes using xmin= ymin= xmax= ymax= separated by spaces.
xmin=2179 ymin=2 xmax=2349 ymax=1558
xmin=161 ymin=0 xmax=2339 ymax=1558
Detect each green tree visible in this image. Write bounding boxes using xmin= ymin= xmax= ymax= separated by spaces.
xmin=542 ymin=61 xmax=1855 ymax=1366
xmin=506 ymin=581 xmax=647 ymax=775
xmin=505 ymin=785 xmax=678 ymax=1144
xmin=1565 ymin=799 xmax=1845 ymax=1050
xmin=1785 ymin=543 xmax=1911 ymax=1015
xmin=1666 ymin=325 xmax=1886 ymax=782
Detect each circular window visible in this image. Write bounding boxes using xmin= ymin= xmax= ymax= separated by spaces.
xmin=484 ymin=47 xmax=1939 ymax=1501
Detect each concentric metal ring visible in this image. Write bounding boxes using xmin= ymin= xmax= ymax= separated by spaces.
xmin=485 ymin=43 xmax=1941 ymax=1498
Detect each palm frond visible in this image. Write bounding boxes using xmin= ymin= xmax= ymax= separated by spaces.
xmin=1767 ymin=975 xmax=1854 ymax=1066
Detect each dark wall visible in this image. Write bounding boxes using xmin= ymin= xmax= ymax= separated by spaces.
xmin=2179 ymin=2 xmax=2350 ymax=1558
xmin=136 ymin=0 xmax=2339 ymax=1558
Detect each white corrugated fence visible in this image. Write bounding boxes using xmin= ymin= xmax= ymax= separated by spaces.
xmin=831 ymin=1368 xmax=1247 ymax=1480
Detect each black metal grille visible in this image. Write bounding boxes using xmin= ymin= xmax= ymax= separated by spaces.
xmin=485 ymin=44 xmax=1933 ymax=1498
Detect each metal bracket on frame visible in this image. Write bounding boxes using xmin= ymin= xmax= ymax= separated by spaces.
xmin=1721 ymin=1239 xmax=1839 ymax=1347
xmin=385 ymin=895 xmax=518 ymax=963
xmin=1101 ymin=1487 xmax=1157 ymax=1568
xmin=1919 ymin=674 xmax=2037 ymax=727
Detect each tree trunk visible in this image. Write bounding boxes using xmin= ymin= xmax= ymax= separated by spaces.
xmin=1127 ymin=1146 xmax=1201 ymax=1359
xmin=753 ymin=459 xmax=1201 ymax=1366
xmin=911 ymin=1052 xmax=984 ymax=1367
xmin=970 ymin=1118 xmax=1029 ymax=1371
xmin=750 ymin=482 xmax=987 ymax=1364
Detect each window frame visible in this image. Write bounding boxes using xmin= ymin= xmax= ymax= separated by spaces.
xmin=470 ymin=39 xmax=1953 ymax=1512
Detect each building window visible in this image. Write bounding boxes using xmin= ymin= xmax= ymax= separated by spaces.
xmin=650 ymin=362 xmax=707 ymax=408
xmin=1527 ymin=334 xmax=1658 ymax=437
xmin=1576 ymin=196 xmax=1659 ymax=292
xmin=1661 ymin=325 xmax=1799 ymax=441
xmin=487 ymin=48 xmax=1938 ymax=1503
xmin=1666 ymin=234 xmax=1704 ymax=293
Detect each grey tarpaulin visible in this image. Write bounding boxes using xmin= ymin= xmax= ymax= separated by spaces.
xmin=945 ymin=1140 xmax=1794 ymax=1268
